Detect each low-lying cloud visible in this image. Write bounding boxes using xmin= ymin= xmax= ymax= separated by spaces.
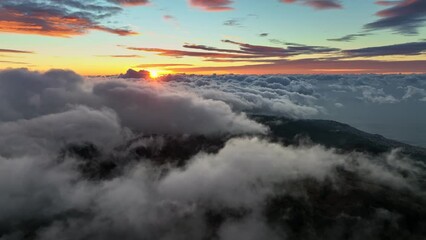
xmin=0 ymin=68 xmax=425 ymax=239
xmin=0 ymin=69 xmax=265 ymax=135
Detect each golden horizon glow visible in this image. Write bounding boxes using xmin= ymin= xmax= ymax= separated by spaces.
xmin=148 ymin=69 xmax=159 ymax=78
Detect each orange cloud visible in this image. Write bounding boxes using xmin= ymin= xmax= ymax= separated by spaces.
xmin=0 ymin=1 xmax=138 ymax=37
xmin=189 ymin=0 xmax=234 ymax=11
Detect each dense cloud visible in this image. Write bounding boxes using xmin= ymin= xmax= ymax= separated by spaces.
xmin=1 ymin=134 xmax=424 ymax=239
xmin=0 ymin=68 xmax=425 ymax=239
xmin=0 ymin=69 xmax=265 ymax=135
xmin=154 ymin=73 xmax=426 ymax=146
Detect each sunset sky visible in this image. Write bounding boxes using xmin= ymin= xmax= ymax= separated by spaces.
xmin=1 ymin=0 xmax=426 ymax=75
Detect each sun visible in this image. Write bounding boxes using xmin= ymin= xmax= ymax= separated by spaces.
xmin=149 ymin=70 xmax=159 ymax=79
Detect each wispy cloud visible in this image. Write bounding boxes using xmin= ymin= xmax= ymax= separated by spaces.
xmin=127 ymin=40 xmax=339 ymax=61
xmin=166 ymin=59 xmax=426 ymax=74
xmin=328 ymin=33 xmax=371 ymax=42
xmin=0 ymin=60 xmax=28 ymax=65
xmin=189 ymin=0 xmax=233 ymax=11
xmin=0 ymin=48 xmax=34 ymax=54
xmin=365 ymin=0 xmax=426 ymax=35
xmin=109 ymin=0 xmax=150 ymax=6
xmin=124 ymin=39 xmax=426 ymax=73
xmin=223 ymin=18 xmax=243 ymax=27
xmin=343 ymin=41 xmax=426 ymax=57
xmin=0 ymin=0 xmax=140 ymax=37
xmin=97 ymin=54 xmax=143 ymax=58
xmin=133 ymin=63 xmax=193 ymax=68
xmin=281 ymin=0 xmax=343 ymax=10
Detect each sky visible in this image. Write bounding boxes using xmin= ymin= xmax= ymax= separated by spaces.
xmin=0 ymin=0 xmax=426 ymax=75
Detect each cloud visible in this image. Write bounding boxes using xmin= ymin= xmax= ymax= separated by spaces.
xmin=126 ymin=47 xmax=260 ymax=59
xmin=359 ymin=86 xmax=399 ymax=104
xmin=93 ymin=80 xmax=267 ymax=134
xmin=126 ymin=40 xmax=339 ymax=61
xmin=0 ymin=60 xmax=29 ymax=65
xmin=97 ymin=54 xmax=143 ymax=58
xmin=0 ymin=68 xmax=265 ymax=136
xmin=375 ymin=1 xmax=401 ymax=6
xmin=162 ymin=74 xmax=320 ymax=118
xmin=0 ymin=68 xmax=425 ymax=239
xmin=125 ymin=39 xmax=426 ymax=74
xmin=223 ymin=18 xmax=243 ymax=27
xmin=0 ymin=0 xmax=139 ymax=37
xmin=365 ymin=0 xmax=426 ymax=35
xmin=1 ymin=135 xmax=423 ymax=239
xmin=189 ymin=0 xmax=234 ymax=11
xmin=281 ymin=0 xmax=343 ymax=10
xmin=109 ymin=0 xmax=150 ymax=6
xmin=165 ymin=59 xmax=426 ymax=74
xmin=343 ymin=41 xmax=426 ymax=57
xmin=163 ymin=14 xmax=177 ymax=23
xmin=0 ymin=48 xmax=34 ymax=54
xmin=159 ymin=138 xmax=342 ymax=208
xmin=163 ymin=14 xmax=180 ymax=27
xmin=134 ymin=63 xmax=193 ymax=68
xmin=0 ymin=106 xmax=125 ymax=156
xmin=119 ymin=69 xmax=151 ymax=79
xmin=402 ymin=85 xmax=426 ymax=101
xmin=0 ymin=68 xmax=92 ymax=121
xmin=327 ymin=33 xmax=371 ymax=42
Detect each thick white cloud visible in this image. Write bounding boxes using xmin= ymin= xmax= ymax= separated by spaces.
xmin=92 ymin=80 xmax=266 ymax=135
xmin=0 ymin=106 xmax=126 ymax=156
xmin=1 ymin=137 xmax=422 ymax=239
xmin=0 ymin=69 xmax=266 ymax=136
xmin=164 ymin=74 xmax=321 ymax=118
xmin=151 ymin=73 xmax=426 ymax=146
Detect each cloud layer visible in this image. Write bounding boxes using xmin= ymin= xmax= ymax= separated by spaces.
xmin=0 ymin=68 xmax=425 ymax=239
xmin=0 ymin=69 xmax=265 ymax=135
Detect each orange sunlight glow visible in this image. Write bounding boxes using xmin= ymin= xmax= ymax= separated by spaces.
xmin=149 ymin=69 xmax=159 ymax=79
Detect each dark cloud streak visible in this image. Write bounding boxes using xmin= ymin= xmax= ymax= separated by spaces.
xmin=343 ymin=41 xmax=426 ymax=57
xmin=0 ymin=48 xmax=34 ymax=54
xmin=328 ymin=33 xmax=371 ymax=42
xmin=365 ymin=0 xmax=426 ymax=35
xmin=281 ymin=0 xmax=342 ymax=10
